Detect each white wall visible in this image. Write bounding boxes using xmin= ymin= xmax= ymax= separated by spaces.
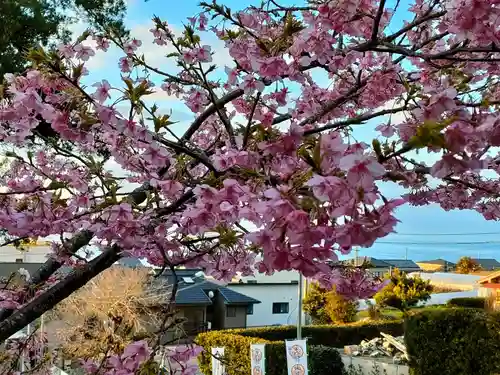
xmin=0 ymin=244 xmax=51 ymax=263
xmin=235 ymin=270 xmax=300 ymax=283
xmin=228 ymin=283 xmax=299 ymax=327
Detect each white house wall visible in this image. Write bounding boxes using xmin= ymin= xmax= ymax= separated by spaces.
xmin=228 ymin=284 xmax=299 ymax=327
xmin=0 ymin=245 xmax=51 ymax=263
xmin=237 ymin=270 xmax=300 ymax=283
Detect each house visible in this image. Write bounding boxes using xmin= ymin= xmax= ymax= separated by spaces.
xmin=416 ymin=259 xmax=456 ymax=272
xmin=477 ymin=270 xmax=500 ymax=308
xmin=0 ymin=242 xmax=52 ymax=263
xmin=344 ymin=257 xmax=421 ymax=277
xmin=472 ymin=258 xmax=500 ymax=271
xmin=382 ymin=259 xmax=421 ymax=273
xmin=228 ymin=270 xmax=301 ymax=327
xmin=148 ymin=269 xmax=260 ymax=341
xmin=116 ymin=257 xmax=145 ymax=268
xmin=0 ymin=262 xmax=46 ymax=280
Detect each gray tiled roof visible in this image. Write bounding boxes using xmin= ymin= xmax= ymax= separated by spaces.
xmin=216 ymin=284 xmax=261 ymax=305
xmin=344 ymin=257 xmax=420 ymax=270
xmin=175 ymin=284 xmax=213 ymax=305
xmin=344 ymin=257 xmax=390 ymax=268
xmin=117 ymin=257 xmax=144 ymax=268
xmin=0 ymin=262 xmax=73 ymax=285
xmin=0 ymin=263 xmax=43 ymax=279
xmin=149 ymin=273 xmax=260 ymax=306
xmin=472 ymin=258 xmax=500 ymax=270
xmin=383 ymin=259 xmax=420 ymax=270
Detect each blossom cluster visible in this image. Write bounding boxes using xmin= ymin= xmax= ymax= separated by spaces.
xmin=1 ymin=0 xmax=500 ymax=370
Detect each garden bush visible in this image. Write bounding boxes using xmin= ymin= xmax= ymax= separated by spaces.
xmin=265 ymin=343 xmax=343 ymax=375
xmin=405 ymin=308 xmax=500 ymax=375
xmin=196 ymin=332 xmax=267 ymax=375
xmin=195 ymin=331 xmax=344 ymax=375
xmin=447 ymin=297 xmax=486 ymax=309
xmin=231 ymin=320 xmax=404 ymax=347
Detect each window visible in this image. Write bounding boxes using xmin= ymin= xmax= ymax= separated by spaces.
xmin=272 ymin=302 xmax=289 ymax=314
xmin=247 ymin=304 xmax=254 ymax=315
xmin=247 ymin=280 xmax=257 ymax=284
xmin=226 ymin=306 xmax=237 ymax=318
xmin=15 ymin=258 xmax=23 ymax=263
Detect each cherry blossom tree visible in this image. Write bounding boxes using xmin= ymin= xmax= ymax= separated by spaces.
xmin=1 ymin=0 xmax=500 ymax=372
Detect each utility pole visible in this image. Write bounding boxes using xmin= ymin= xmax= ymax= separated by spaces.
xmin=297 ymin=273 xmax=303 ymax=340
xmin=40 ymin=314 xmax=45 ymax=359
xmin=354 ymin=247 xmax=359 ymax=266
xmin=405 ymin=248 xmax=408 ymax=260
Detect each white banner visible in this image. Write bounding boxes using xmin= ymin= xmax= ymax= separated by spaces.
xmin=285 ymin=340 xmax=308 ymax=375
xmin=250 ymin=343 xmax=266 ymax=375
xmin=211 ymin=347 xmax=225 ymax=375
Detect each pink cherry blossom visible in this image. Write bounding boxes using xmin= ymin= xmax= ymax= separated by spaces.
xmin=239 ymin=75 xmax=265 ymax=94
xmin=119 ymin=57 xmax=133 ymax=72
xmin=123 ymin=39 xmax=142 ymax=55
xmin=58 ymin=43 xmax=75 ymax=59
xmin=92 ymin=80 xmax=112 ymax=103
xmin=73 ymin=44 xmax=95 ymax=61
xmin=2 ymin=1 xmax=500 ymax=371
xmin=196 ymin=45 xmax=212 ymax=63
xmin=339 ymin=153 xmax=386 ymax=188
xmin=375 ymin=123 xmax=395 ymax=137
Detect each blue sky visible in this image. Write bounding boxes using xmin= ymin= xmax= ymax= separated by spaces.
xmin=78 ymin=0 xmax=500 ymax=262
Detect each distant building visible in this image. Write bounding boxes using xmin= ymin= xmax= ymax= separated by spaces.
xmin=116 ymin=257 xmax=144 ymax=268
xmin=147 ymin=268 xmax=259 ymax=342
xmin=228 ymin=271 xmax=300 ymax=327
xmin=471 ymin=258 xmax=500 ymax=271
xmin=0 ymin=242 xmax=52 ymax=263
xmin=477 ymin=270 xmax=500 ymax=308
xmin=345 ymin=257 xmax=421 ymax=277
xmin=416 ymin=259 xmax=456 ymax=273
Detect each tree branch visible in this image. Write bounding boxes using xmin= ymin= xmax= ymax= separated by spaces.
xmin=0 ymin=245 xmax=121 ymax=343
xmin=371 ymin=0 xmax=386 ymax=43
xmin=303 ymin=106 xmax=409 ymax=135
xmin=181 ymin=89 xmax=245 ymax=142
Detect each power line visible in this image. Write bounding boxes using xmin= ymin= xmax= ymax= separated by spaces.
xmin=392 ymin=231 xmax=500 ymax=236
xmin=378 ymin=240 xmax=500 ymax=245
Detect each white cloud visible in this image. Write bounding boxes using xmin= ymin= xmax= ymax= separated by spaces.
xmin=147 ymin=87 xmax=181 ymax=102
xmin=377 ymin=98 xmax=412 ymax=125
xmin=78 ymin=21 xmax=233 ymax=79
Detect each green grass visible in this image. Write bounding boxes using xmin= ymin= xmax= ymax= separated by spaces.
xmin=355 ymin=305 xmax=448 ymax=321
xmin=356 ymin=308 xmax=403 ymax=321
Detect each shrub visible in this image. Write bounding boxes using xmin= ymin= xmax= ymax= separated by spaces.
xmin=405 ymin=308 xmax=500 ymax=375
xmin=303 ymin=283 xmax=358 ymax=324
xmin=447 ymin=297 xmax=486 ymax=309
xmin=324 ymin=290 xmax=358 ymax=323
xmin=265 ymin=343 xmax=343 ymax=375
xmin=374 ymin=269 xmax=432 ymax=313
xmin=195 ymin=332 xmax=344 ymax=375
xmin=456 ymin=256 xmax=482 ymax=274
xmin=231 ymin=320 xmax=404 ymax=347
xmin=196 ymin=332 xmax=267 ymax=375
xmin=303 ymin=283 xmax=330 ymax=324
xmin=365 ymin=300 xmax=382 ymax=320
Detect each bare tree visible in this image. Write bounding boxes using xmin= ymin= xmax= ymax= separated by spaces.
xmin=55 ymin=267 xmax=161 ymax=360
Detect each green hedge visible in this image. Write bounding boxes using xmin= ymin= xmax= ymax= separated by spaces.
xmin=447 ymin=297 xmax=486 ymax=309
xmin=230 ymin=320 xmax=404 ymax=347
xmin=405 ymin=308 xmax=500 ymax=375
xmin=195 ymin=331 xmax=344 ymax=375
xmin=196 ymin=332 xmax=266 ymax=375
